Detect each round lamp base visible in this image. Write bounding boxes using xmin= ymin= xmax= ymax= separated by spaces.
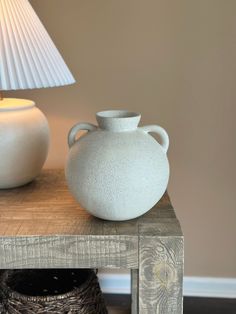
xmin=0 ymin=98 xmax=49 ymax=189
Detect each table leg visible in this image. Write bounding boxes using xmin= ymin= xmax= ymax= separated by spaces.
xmin=131 ymin=269 xmax=138 ymax=314
xmin=139 ymin=236 xmax=183 ymax=314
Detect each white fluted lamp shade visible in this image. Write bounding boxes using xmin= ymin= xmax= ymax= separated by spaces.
xmin=0 ymin=0 xmax=75 ymax=90
xmin=0 ymin=0 xmax=75 ymax=188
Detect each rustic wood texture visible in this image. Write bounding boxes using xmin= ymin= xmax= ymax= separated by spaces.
xmin=131 ymin=269 xmax=139 ymax=314
xmin=0 ymin=169 xmax=174 ymax=237
xmin=139 ymin=236 xmax=183 ymax=314
xmin=0 ymin=169 xmax=183 ymax=313
xmin=0 ymin=235 xmax=138 ymax=269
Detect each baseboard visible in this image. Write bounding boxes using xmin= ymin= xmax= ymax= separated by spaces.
xmin=98 ymin=273 xmax=236 ymax=298
xmin=183 ymin=277 xmax=236 ymax=298
xmin=98 ymin=273 xmax=131 ymax=294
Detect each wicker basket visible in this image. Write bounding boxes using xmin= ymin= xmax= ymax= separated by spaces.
xmin=0 ymin=269 xmax=108 ymax=314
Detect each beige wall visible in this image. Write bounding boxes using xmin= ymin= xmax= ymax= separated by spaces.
xmin=7 ymin=0 xmax=236 ymax=277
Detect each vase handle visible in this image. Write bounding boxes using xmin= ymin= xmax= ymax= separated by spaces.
xmin=68 ymin=123 xmax=97 ymax=148
xmin=140 ymin=125 xmax=169 ymax=153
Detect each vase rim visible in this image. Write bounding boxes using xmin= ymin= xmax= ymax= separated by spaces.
xmin=96 ymin=110 xmax=140 ymax=119
xmin=96 ymin=110 xmax=141 ymax=131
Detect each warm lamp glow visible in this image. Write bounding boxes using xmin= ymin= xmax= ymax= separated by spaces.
xmin=0 ymin=0 xmax=75 ymax=188
xmin=0 ymin=98 xmax=34 ymax=109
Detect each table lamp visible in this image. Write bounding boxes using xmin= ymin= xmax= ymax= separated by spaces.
xmin=0 ymin=0 xmax=75 ymax=188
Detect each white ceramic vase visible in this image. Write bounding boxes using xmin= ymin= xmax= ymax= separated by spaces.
xmin=66 ymin=110 xmax=169 ymax=221
xmin=0 ymin=99 xmax=49 ymax=189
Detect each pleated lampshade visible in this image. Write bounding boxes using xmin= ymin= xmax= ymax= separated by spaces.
xmin=0 ymin=0 xmax=75 ymax=90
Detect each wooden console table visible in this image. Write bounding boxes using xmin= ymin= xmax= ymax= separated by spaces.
xmin=0 ymin=169 xmax=183 ymax=314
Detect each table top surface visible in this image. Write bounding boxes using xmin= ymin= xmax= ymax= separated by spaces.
xmin=0 ymin=169 xmax=182 ymax=238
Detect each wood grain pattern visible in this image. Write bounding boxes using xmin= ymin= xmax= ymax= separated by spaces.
xmin=0 ymin=169 xmax=174 ymax=237
xmin=139 ymin=236 xmax=184 ymax=314
xmin=0 ymin=235 xmax=138 ymax=269
xmin=131 ymin=269 xmax=139 ymax=314
xmin=0 ymin=169 xmax=184 ymax=313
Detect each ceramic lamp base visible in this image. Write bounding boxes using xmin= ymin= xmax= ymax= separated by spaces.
xmin=0 ymin=98 xmax=49 ymax=189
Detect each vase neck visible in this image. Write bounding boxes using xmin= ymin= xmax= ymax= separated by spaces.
xmin=96 ymin=110 xmax=141 ymax=132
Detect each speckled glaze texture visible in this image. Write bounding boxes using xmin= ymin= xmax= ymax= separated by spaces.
xmin=66 ymin=110 xmax=169 ymax=221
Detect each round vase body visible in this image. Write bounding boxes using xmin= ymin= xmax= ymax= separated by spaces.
xmin=0 ymin=99 xmax=50 ymax=188
xmin=66 ymin=110 xmax=169 ymax=221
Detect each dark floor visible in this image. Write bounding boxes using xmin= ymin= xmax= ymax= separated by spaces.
xmin=104 ymin=294 xmax=236 ymax=314
xmin=184 ymin=297 xmax=236 ymax=314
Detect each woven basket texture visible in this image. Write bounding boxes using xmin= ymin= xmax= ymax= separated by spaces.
xmin=0 ymin=269 xmax=108 ymax=314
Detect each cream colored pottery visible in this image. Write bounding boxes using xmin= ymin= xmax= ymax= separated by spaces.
xmin=66 ymin=110 xmax=169 ymax=221
xmin=0 ymin=98 xmax=49 ymax=188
